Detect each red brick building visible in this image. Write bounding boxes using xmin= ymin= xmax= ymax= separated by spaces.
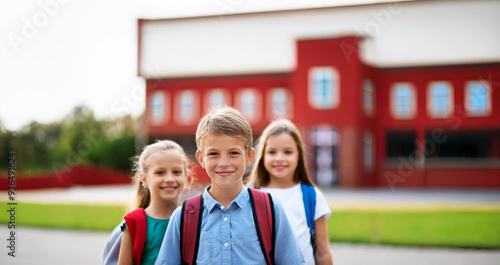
xmin=138 ymin=1 xmax=500 ymax=188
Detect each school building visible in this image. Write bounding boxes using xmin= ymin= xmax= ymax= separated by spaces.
xmin=137 ymin=0 xmax=500 ymax=188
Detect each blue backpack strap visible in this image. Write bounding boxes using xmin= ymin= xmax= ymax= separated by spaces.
xmin=301 ymin=183 xmax=316 ymax=251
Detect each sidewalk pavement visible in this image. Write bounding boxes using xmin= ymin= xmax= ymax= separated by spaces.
xmin=1 ymin=226 xmax=499 ymax=265
xmin=16 ymin=184 xmax=500 ymax=210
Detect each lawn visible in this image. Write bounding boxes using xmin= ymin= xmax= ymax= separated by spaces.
xmin=327 ymin=209 xmax=500 ymax=249
xmin=1 ymin=202 xmax=499 ymax=249
xmin=0 ymin=202 xmax=127 ymax=231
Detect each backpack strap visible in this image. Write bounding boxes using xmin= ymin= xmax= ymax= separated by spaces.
xmin=180 ymin=193 xmax=204 ymax=265
xmin=248 ymin=188 xmax=275 ymax=265
xmin=123 ymin=208 xmax=147 ymax=265
xmin=301 ymin=183 xmax=317 ymax=252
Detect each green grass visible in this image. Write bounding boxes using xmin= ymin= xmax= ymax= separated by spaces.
xmin=1 ymin=202 xmax=499 ymax=249
xmin=0 ymin=202 xmax=127 ymax=231
xmin=327 ymin=209 xmax=500 ymax=249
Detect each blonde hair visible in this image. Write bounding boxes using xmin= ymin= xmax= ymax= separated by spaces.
xmin=248 ymin=119 xmax=314 ymax=187
xmin=196 ymin=106 xmax=253 ymax=155
xmin=131 ymin=140 xmax=193 ymax=210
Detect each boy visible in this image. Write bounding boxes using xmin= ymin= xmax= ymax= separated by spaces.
xmin=155 ymin=106 xmax=304 ymax=265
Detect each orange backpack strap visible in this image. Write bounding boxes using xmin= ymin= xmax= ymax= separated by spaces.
xmin=248 ymin=187 xmax=275 ymax=265
xmin=180 ymin=193 xmax=204 ymax=265
xmin=123 ymin=208 xmax=147 ymax=265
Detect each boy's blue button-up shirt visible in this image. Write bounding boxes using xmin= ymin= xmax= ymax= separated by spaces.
xmin=155 ymin=186 xmax=305 ymax=265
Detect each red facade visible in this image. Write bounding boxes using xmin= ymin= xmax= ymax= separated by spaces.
xmin=143 ymin=36 xmax=500 ymax=188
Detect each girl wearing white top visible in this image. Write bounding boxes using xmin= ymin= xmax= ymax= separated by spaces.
xmin=248 ymin=119 xmax=333 ymax=265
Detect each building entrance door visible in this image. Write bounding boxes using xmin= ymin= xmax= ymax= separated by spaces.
xmin=311 ymin=125 xmax=340 ymax=186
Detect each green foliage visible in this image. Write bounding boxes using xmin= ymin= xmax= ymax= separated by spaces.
xmin=0 ymin=121 xmax=61 ymax=172
xmin=327 ymin=209 xmax=500 ymax=249
xmin=88 ymin=134 xmax=136 ymax=172
xmin=0 ymin=105 xmax=139 ymax=173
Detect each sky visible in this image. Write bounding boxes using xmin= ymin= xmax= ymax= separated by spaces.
xmin=0 ymin=0 xmax=397 ymax=131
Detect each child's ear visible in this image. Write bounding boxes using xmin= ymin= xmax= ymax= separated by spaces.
xmin=140 ymin=173 xmax=149 ymax=188
xmin=246 ymin=148 xmax=256 ymax=167
xmin=195 ymin=150 xmax=205 ymax=168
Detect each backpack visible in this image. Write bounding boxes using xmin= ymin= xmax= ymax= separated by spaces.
xmin=300 ymin=183 xmax=317 ymax=252
xmin=102 ymin=208 xmax=147 ymax=265
xmin=102 ymin=222 xmax=123 ymax=265
xmin=180 ymin=188 xmax=275 ymax=265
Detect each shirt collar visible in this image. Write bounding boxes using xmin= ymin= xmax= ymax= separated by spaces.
xmin=202 ymin=185 xmax=249 ymax=212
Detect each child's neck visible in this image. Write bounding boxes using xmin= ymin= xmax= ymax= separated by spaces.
xmin=209 ymin=182 xmax=244 ymax=208
xmin=145 ymin=199 xmax=178 ymax=219
xmin=266 ymin=178 xmax=298 ymax=189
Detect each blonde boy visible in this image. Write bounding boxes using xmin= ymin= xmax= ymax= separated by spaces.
xmin=155 ymin=106 xmax=304 ymax=265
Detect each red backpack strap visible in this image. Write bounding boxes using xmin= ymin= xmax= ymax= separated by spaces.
xmin=180 ymin=193 xmax=204 ymax=265
xmin=248 ymin=188 xmax=275 ymax=265
xmin=123 ymin=208 xmax=147 ymax=265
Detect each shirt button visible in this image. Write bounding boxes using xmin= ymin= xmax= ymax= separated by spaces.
xmin=220 ymin=205 xmax=225 ymax=210
xmin=224 ymin=243 xmax=228 ymax=247
xmin=224 ymin=217 xmax=228 ymax=221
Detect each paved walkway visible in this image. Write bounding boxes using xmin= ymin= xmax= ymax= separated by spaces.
xmin=1 ymin=226 xmax=499 ymax=265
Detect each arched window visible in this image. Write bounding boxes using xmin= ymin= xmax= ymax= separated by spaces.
xmin=176 ymin=90 xmax=199 ymax=125
xmin=465 ymin=81 xmax=491 ymax=117
xmin=236 ymin=89 xmax=261 ymax=123
xmin=391 ymin=83 xmax=417 ymax=119
xmin=270 ymin=88 xmax=291 ymax=119
xmin=150 ymin=91 xmax=166 ymax=124
xmin=363 ymin=79 xmax=374 ymax=116
xmin=308 ymin=67 xmax=339 ymax=109
xmin=428 ymin=81 xmax=453 ymax=118
xmin=209 ymin=89 xmax=225 ymax=108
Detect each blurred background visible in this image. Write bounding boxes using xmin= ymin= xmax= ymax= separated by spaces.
xmin=1 ymin=0 xmax=499 ymax=264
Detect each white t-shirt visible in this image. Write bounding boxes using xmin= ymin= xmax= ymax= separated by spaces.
xmin=260 ymin=183 xmax=331 ymax=265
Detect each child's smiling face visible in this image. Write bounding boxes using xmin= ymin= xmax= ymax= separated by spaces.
xmin=196 ymin=134 xmax=255 ymax=189
xmin=263 ymin=132 xmax=299 ymax=183
xmin=142 ymin=149 xmax=186 ymax=204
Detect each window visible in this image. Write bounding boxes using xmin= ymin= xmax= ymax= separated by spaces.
xmin=363 ymin=131 xmax=374 ymax=172
xmin=208 ymin=89 xmax=227 ymax=109
xmin=386 ymin=132 xmax=416 ymax=158
xmin=236 ymin=89 xmax=261 ymax=123
xmin=308 ymin=67 xmax=339 ymax=109
xmin=363 ymin=79 xmax=374 ymax=116
xmin=176 ymin=90 xmax=198 ymax=125
xmin=268 ymin=88 xmax=292 ymax=119
xmin=428 ymin=81 xmax=453 ymax=118
xmin=150 ymin=91 xmax=167 ymax=124
xmin=465 ymin=81 xmax=491 ymax=117
xmin=426 ymin=131 xmax=492 ymax=158
xmin=391 ymin=83 xmax=416 ymax=119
